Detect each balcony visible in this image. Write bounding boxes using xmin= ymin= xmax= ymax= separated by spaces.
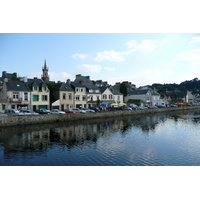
xmin=9 ymin=98 xmax=22 ymax=103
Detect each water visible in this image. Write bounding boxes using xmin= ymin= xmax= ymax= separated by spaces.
xmin=1 ymin=110 xmax=200 ymax=166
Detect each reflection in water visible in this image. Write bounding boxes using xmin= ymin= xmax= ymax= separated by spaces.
xmin=0 ymin=111 xmax=200 ymax=166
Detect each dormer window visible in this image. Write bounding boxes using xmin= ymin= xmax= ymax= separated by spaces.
xmin=17 ymin=84 xmax=20 ymax=87
xmin=33 ymin=86 xmax=38 ymax=91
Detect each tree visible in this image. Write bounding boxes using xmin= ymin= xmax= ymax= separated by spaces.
xmin=192 ymin=87 xmax=198 ymax=95
xmin=120 ymin=83 xmax=128 ymax=97
xmin=46 ymin=82 xmax=55 ymax=100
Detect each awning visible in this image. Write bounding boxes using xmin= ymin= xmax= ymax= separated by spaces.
xmin=100 ymin=103 xmax=111 ymax=107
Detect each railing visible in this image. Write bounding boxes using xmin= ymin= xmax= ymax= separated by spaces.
xmin=9 ymin=98 xmax=22 ymax=103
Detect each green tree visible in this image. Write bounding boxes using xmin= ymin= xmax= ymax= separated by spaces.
xmin=192 ymin=87 xmax=198 ymax=94
xmin=46 ymin=82 xmax=55 ymax=100
xmin=120 ymin=83 xmax=128 ymax=97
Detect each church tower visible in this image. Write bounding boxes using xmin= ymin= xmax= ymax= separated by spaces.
xmin=41 ymin=59 xmax=50 ymax=82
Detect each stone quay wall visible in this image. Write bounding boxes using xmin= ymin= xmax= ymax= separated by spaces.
xmin=0 ymin=106 xmax=200 ymax=127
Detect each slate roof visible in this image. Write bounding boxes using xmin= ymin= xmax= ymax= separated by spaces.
xmin=6 ymin=80 xmax=31 ymax=91
xmin=110 ymin=88 xmax=123 ymax=95
xmin=74 ymin=75 xmax=101 ymax=92
xmin=71 ymin=82 xmax=86 ymax=88
xmin=27 ymin=78 xmax=48 ymax=88
xmin=166 ymin=91 xmax=187 ymax=98
xmin=54 ymin=82 xmax=74 ymax=91
xmin=99 ymin=87 xmax=108 ymax=94
xmin=129 ymin=89 xmax=160 ymax=96
xmin=130 ymin=89 xmax=149 ymax=95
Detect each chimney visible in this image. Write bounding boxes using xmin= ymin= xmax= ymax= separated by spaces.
xmin=67 ymin=79 xmax=71 ymax=85
xmin=4 ymin=77 xmax=8 ymax=82
xmin=23 ymin=76 xmax=27 ymax=82
xmin=2 ymin=71 xmax=7 ymax=78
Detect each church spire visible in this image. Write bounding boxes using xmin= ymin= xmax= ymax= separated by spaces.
xmin=41 ymin=59 xmax=50 ymax=82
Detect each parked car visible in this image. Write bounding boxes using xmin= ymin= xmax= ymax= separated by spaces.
xmin=71 ymin=108 xmax=86 ymax=113
xmin=4 ymin=109 xmax=24 ymax=115
xmin=169 ymin=104 xmax=178 ymax=107
xmin=156 ymin=105 xmax=165 ymax=108
xmin=22 ymin=110 xmax=39 ymax=115
xmin=0 ymin=112 xmax=7 ymax=116
xmin=35 ymin=109 xmax=50 ymax=114
xmin=89 ymin=107 xmax=100 ymax=112
xmin=137 ymin=106 xmax=148 ymax=109
xmin=63 ymin=109 xmax=76 ymax=113
xmin=148 ymin=105 xmax=158 ymax=109
xmin=123 ymin=106 xmax=132 ymax=110
xmin=50 ymin=109 xmax=65 ymax=114
xmin=81 ymin=108 xmax=95 ymax=113
xmin=130 ymin=105 xmax=138 ymax=110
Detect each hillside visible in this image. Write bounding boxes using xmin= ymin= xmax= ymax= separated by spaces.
xmin=151 ymin=78 xmax=200 ymax=95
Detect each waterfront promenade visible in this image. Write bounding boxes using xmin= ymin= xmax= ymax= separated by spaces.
xmin=0 ymin=106 xmax=200 ymax=127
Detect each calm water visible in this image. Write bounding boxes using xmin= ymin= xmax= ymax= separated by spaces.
xmin=1 ymin=110 xmax=200 ymax=166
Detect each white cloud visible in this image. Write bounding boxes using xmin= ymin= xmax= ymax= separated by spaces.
xmin=71 ymin=54 xmax=89 ymax=59
xmin=49 ymin=72 xmax=71 ymax=79
xmin=107 ymin=68 xmax=173 ymax=86
xmin=77 ymin=64 xmax=102 ymax=73
xmin=173 ymin=49 xmax=200 ymax=65
xmin=126 ymin=38 xmax=168 ymax=51
xmin=189 ymin=37 xmax=200 ymax=44
xmin=93 ymin=38 xmax=168 ymax=62
xmin=165 ymin=62 xmax=176 ymax=66
xmin=159 ymin=38 xmax=168 ymax=45
xmin=93 ymin=50 xmax=131 ymax=62
xmin=31 ymin=72 xmax=71 ymax=82
xmin=104 ymin=67 xmax=115 ymax=71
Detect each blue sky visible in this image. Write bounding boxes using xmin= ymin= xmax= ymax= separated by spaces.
xmin=1 ymin=33 xmax=200 ymax=87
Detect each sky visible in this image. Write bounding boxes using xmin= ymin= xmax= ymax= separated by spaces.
xmin=1 ymin=33 xmax=200 ymax=87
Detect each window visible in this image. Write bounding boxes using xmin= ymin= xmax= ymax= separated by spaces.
xmin=95 ymin=90 xmax=99 ymax=93
xmin=33 ymin=86 xmax=38 ymax=91
xmin=13 ymin=92 xmax=19 ymax=101
xmin=76 ymin=88 xmax=79 ymax=92
xmin=81 ymin=88 xmax=84 ymax=92
xmin=24 ymin=92 xmax=28 ymax=101
xmin=68 ymin=93 xmax=72 ymax=100
xmin=103 ymin=94 xmax=107 ymax=99
xmin=109 ymin=94 xmax=113 ymax=99
xmin=63 ymin=93 xmax=66 ymax=100
xmin=2 ymin=105 xmax=6 ymax=110
xmin=33 ymin=95 xmax=39 ymax=101
xmin=117 ymin=96 xmax=120 ymax=100
xmin=42 ymin=95 xmax=48 ymax=101
xmin=76 ymin=95 xmax=80 ymax=101
xmin=43 ymin=87 xmax=47 ymax=91
xmin=82 ymin=95 xmax=86 ymax=101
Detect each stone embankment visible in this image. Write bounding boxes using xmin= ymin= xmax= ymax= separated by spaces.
xmin=0 ymin=106 xmax=200 ymax=127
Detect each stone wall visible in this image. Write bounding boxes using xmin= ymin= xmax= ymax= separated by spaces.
xmin=0 ymin=106 xmax=200 ymax=127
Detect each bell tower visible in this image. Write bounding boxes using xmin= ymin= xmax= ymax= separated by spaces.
xmin=41 ymin=59 xmax=50 ymax=82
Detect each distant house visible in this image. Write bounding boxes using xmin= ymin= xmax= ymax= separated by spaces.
xmin=125 ymin=89 xmax=160 ymax=106
xmin=71 ymin=82 xmax=87 ymax=108
xmin=51 ymin=81 xmax=74 ymax=110
xmin=74 ymin=75 xmax=102 ymax=107
xmin=26 ymin=77 xmax=50 ymax=111
xmin=0 ymin=76 xmax=31 ymax=111
xmin=99 ymin=87 xmax=116 ymax=104
xmin=109 ymin=87 xmax=124 ymax=104
xmin=166 ymin=91 xmax=194 ymax=104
